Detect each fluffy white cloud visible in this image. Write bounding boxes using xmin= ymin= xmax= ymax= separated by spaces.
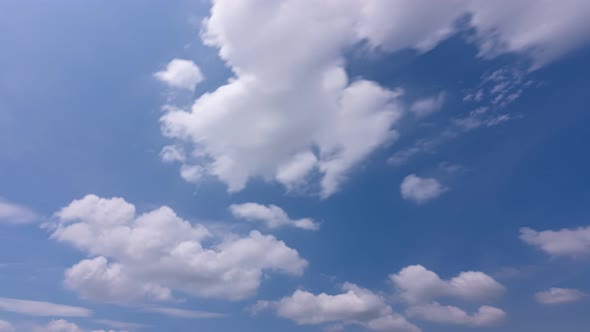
xmin=406 ymin=302 xmax=505 ymax=327
xmin=0 ymin=320 xmax=14 ymax=332
xmin=391 ymin=265 xmax=505 ymax=304
xmin=410 ymin=92 xmax=446 ymax=117
xmin=520 ymin=226 xmax=590 ymax=257
xmin=50 ymin=195 xmax=307 ymax=303
xmin=255 ymin=283 xmax=420 ymax=332
xmin=154 ymin=59 xmax=204 ymax=91
xmin=400 ymin=175 xmax=446 ymax=204
xmin=0 ymin=297 xmax=91 ymax=317
xmin=0 ymin=199 xmax=38 ymax=224
xmin=148 ymin=307 xmax=225 ymax=319
xmin=229 ymin=203 xmax=319 ymax=231
xmin=159 ymin=0 xmax=590 ymax=196
xmin=535 ymin=288 xmax=587 ymax=305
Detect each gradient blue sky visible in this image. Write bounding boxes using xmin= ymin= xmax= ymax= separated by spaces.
xmin=1 ymin=1 xmax=590 ymax=332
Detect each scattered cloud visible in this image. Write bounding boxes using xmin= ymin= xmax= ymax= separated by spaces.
xmin=535 ymin=288 xmax=587 ymax=305
xmin=400 ymin=175 xmax=446 ymax=204
xmin=410 ymin=92 xmax=446 ymax=117
xmin=406 ymin=302 xmax=505 ymax=327
xmin=49 ymin=195 xmax=307 ymax=303
xmin=0 ymin=320 xmax=14 ymax=332
xmin=0 ymin=297 xmax=91 ymax=317
xmin=255 ymin=283 xmax=420 ymax=332
xmin=0 ymin=199 xmax=38 ymax=224
xmin=148 ymin=307 xmax=225 ymax=319
xmin=520 ymin=226 xmax=590 ymax=257
xmin=230 ymin=203 xmax=319 ymax=231
xmin=154 ymin=59 xmax=204 ymax=91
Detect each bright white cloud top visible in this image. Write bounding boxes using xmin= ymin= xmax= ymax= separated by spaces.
xmin=230 ymin=203 xmax=319 ymax=231
xmin=535 ymin=288 xmax=587 ymax=305
xmin=520 ymin=226 xmax=590 ymax=257
xmin=49 ymin=194 xmax=307 ymax=303
xmin=154 ymin=59 xmax=204 ymax=91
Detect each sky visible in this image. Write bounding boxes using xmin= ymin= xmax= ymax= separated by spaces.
xmin=1 ymin=1 xmax=590 ymax=331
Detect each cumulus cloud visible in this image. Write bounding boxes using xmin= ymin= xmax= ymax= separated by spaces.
xmin=400 ymin=174 xmax=446 ymax=204
xmin=255 ymin=283 xmax=420 ymax=332
xmin=390 ymin=265 xmax=505 ymax=304
xmin=229 ymin=203 xmax=319 ymax=231
xmin=520 ymin=226 xmax=590 ymax=257
xmin=410 ymin=92 xmax=446 ymax=117
xmin=159 ymin=0 xmax=590 ymax=196
xmin=49 ymin=195 xmax=306 ymax=303
xmin=0 ymin=297 xmax=91 ymax=317
xmin=0 ymin=199 xmax=38 ymax=224
xmin=148 ymin=307 xmax=225 ymax=319
xmin=406 ymin=302 xmax=505 ymax=327
xmin=535 ymin=288 xmax=587 ymax=305
xmin=154 ymin=59 xmax=204 ymax=91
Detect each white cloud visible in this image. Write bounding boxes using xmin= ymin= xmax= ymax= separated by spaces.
xmin=30 ymin=319 xmax=127 ymax=332
xmin=0 ymin=320 xmax=14 ymax=332
xmin=535 ymin=288 xmax=587 ymax=305
xmin=50 ymin=195 xmax=307 ymax=303
xmin=410 ymin=92 xmax=446 ymax=117
xmin=229 ymin=203 xmax=319 ymax=231
xmin=159 ymin=0 xmax=590 ymax=196
xmin=390 ymin=265 xmax=505 ymax=304
xmin=148 ymin=307 xmax=225 ymax=319
xmin=0 ymin=297 xmax=91 ymax=317
xmin=93 ymin=319 xmax=143 ymax=331
xmin=255 ymin=283 xmax=420 ymax=332
xmin=154 ymin=59 xmax=204 ymax=91
xmin=400 ymin=175 xmax=446 ymax=204
xmin=520 ymin=226 xmax=590 ymax=257
xmin=406 ymin=302 xmax=506 ymax=327
xmin=0 ymin=199 xmax=38 ymax=224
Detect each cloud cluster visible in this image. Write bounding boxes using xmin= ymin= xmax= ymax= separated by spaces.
xmin=50 ymin=195 xmax=307 ymax=303
xmin=159 ymin=0 xmax=590 ymax=196
xmin=230 ymin=203 xmax=319 ymax=231
xmin=400 ymin=175 xmax=446 ymax=204
xmin=255 ymin=283 xmax=420 ymax=332
xmin=391 ymin=265 xmax=506 ymax=327
xmin=535 ymin=288 xmax=587 ymax=305
xmin=520 ymin=226 xmax=590 ymax=257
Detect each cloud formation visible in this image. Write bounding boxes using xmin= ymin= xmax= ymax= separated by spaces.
xmin=410 ymin=92 xmax=446 ymax=117
xmin=400 ymin=175 xmax=446 ymax=204
xmin=520 ymin=226 xmax=590 ymax=257
xmin=0 ymin=297 xmax=91 ymax=317
xmin=154 ymin=59 xmax=204 ymax=91
xmin=535 ymin=288 xmax=587 ymax=305
xmin=406 ymin=302 xmax=506 ymax=327
xmin=255 ymin=283 xmax=420 ymax=332
xmin=50 ymin=195 xmax=307 ymax=303
xmin=230 ymin=203 xmax=319 ymax=231
xmin=0 ymin=199 xmax=38 ymax=224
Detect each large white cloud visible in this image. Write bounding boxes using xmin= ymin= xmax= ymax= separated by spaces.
xmin=535 ymin=288 xmax=587 ymax=305
xmin=520 ymin=226 xmax=590 ymax=257
xmin=255 ymin=283 xmax=420 ymax=332
xmin=0 ymin=297 xmax=91 ymax=317
xmin=406 ymin=302 xmax=505 ymax=327
xmin=229 ymin=202 xmax=319 ymax=231
xmin=0 ymin=199 xmax=38 ymax=224
xmin=160 ymin=0 xmax=590 ymax=196
xmin=50 ymin=195 xmax=307 ymax=303
xmin=400 ymin=175 xmax=446 ymax=204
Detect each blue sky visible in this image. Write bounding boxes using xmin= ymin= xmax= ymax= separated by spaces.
xmin=1 ymin=1 xmax=590 ymax=331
